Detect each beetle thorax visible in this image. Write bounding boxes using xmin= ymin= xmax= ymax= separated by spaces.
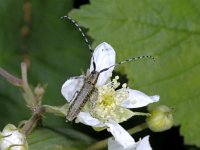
xmin=86 ymin=71 xmax=99 ymax=85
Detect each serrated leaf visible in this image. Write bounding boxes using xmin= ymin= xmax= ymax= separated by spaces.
xmin=69 ymin=0 xmax=200 ymax=146
xmin=28 ymin=127 xmax=94 ymax=150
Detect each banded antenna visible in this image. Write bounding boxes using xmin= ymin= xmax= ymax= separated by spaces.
xmin=100 ymin=55 xmax=155 ymax=73
xmin=61 ymin=16 xmax=93 ymax=54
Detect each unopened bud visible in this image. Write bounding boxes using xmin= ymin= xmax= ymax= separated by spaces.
xmin=146 ymin=105 xmax=173 ymax=132
xmin=0 ymin=124 xmax=28 ymax=150
xmin=34 ymin=84 xmax=45 ymax=97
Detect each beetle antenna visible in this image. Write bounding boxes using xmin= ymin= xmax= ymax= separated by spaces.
xmin=61 ymin=16 xmax=93 ymax=54
xmin=100 ymin=55 xmax=155 ymax=73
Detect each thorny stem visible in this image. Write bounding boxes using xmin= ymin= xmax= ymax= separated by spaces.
xmin=86 ymin=123 xmax=148 ymax=150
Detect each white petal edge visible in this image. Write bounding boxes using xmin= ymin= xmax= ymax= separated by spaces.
xmin=106 ymin=121 xmax=135 ymax=149
xmin=1 ymin=124 xmax=27 ymax=150
xmin=61 ymin=76 xmax=84 ymax=102
xmin=108 ymin=135 xmax=152 ymax=150
xmin=136 ymin=136 xmax=152 ymax=150
xmin=1 ymin=130 xmax=23 ymax=149
xmin=76 ymin=112 xmax=105 ymax=127
xmin=108 ymin=138 xmax=133 ymax=150
xmin=120 ymin=89 xmax=159 ymax=108
xmin=90 ymin=42 xmax=116 ymax=86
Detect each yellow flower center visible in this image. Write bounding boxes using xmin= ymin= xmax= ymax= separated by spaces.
xmin=89 ymin=76 xmax=129 ymax=122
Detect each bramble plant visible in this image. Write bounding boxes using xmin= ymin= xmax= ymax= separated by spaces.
xmin=1 ymin=0 xmax=199 ymax=149
xmin=0 ymin=46 xmax=173 ymax=150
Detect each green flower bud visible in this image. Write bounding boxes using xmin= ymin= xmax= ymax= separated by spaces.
xmin=0 ymin=124 xmax=28 ymax=150
xmin=34 ymin=84 xmax=45 ymax=97
xmin=146 ymin=105 xmax=173 ymax=132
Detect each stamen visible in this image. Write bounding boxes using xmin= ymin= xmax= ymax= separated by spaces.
xmin=89 ymin=76 xmax=129 ymax=122
xmin=122 ymin=83 xmax=127 ymax=88
xmin=115 ymin=76 xmax=119 ymax=80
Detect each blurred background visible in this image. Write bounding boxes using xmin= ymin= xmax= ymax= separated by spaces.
xmin=0 ymin=0 xmax=200 ymax=149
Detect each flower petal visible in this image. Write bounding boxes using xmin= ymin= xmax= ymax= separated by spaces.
xmin=1 ymin=124 xmax=28 ymax=150
xmin=120 ymin=89 xmax=159 ymax=108
xmin=90 ymin=42 xmax=116 ymax=86
xmin=76 ymin=112 xmax=105 ymax=127
xmin=136 ymin=136 xmax=152 ymax=150
xmin=108 ymin=138 xmax=133 ymax=150
xmin=106 ymin=121 xmax=135 ymax=149
xmin=61 ymin=76 xmax=84 ymax=102
xmin=108 ymin=135 xmax=152 ymax=150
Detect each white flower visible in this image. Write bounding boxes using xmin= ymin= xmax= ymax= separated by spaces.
xmin=108 ymin=134 xmax=152 ymax=150
xmin=61 ymin=42 xmax=159 ymax=148
xmin=0 ymin=124 xmax=28 ymax=150
xmin=61 ymin=42 xmax=116 ymax=101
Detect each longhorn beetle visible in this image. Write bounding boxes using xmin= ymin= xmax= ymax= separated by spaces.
xmin=61 ymin=16 xmax=155 ymax=121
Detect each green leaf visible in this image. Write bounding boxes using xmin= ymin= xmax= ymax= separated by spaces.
xmin=28 ymin=127 xmax=94 ymax=150
xmin=0 ymin=0 xmax=94 ymax=149
xmin=0 ymin=0 xmax=90 ymax=128
xmin=69 ymin=0 xmax=200 ymax=146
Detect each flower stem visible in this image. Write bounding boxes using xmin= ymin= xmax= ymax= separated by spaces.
xmin=127 ymin=122 xmax=148 ymax=135
xmin=21 ymin=106 xmax=44 ymax=136
xmin=1 ymin=62 xmax=45 ymax=136
xmin=21 ymin=62 xmax=36 ymax=107
xmin=86 ymin=123 xmax=148 ymax=150
xmin=0 ymin=67 xmax=23 ymax=86
xmin=20 ymin=62 xmax=45 ymax=135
